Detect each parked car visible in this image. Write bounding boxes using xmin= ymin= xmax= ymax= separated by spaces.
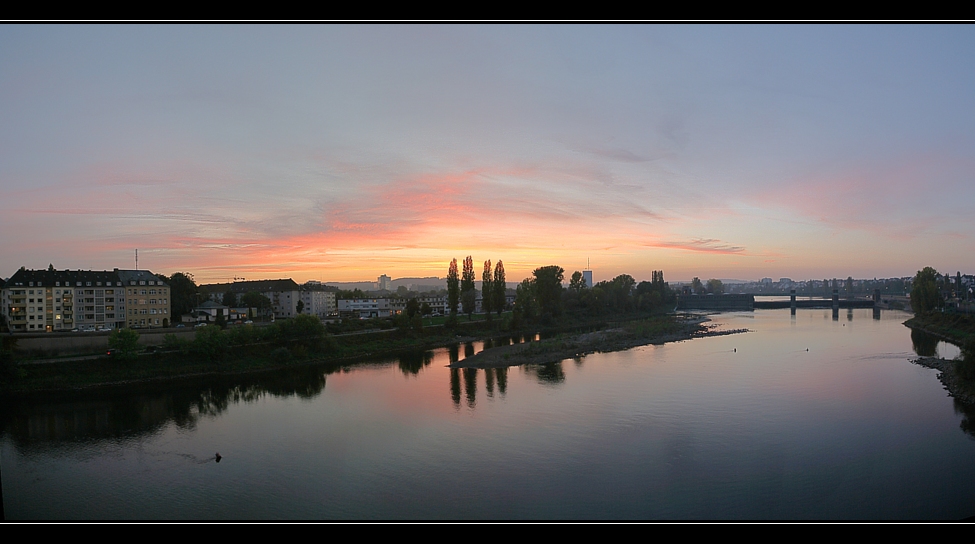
xmin=244 ymin=320 xmax=253 ymax=325
xmin=175 ymin=324 xmax=185 ymax=328
xmin=195 ymin=322 xmax=207 ymax=328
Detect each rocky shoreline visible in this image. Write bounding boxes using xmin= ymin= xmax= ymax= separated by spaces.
xmin=913 ymin=356 xmax=975 ymax=405
xmin=450 ymin=316 xmax=748 ymax=369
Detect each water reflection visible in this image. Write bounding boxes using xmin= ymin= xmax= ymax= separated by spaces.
xmin=463 ymin=368 xmax=478 ymax=408
xmin=524 ymin=362 xmax=566 ymax=386
xmin=911 ymin=329 xmax=940 ymax=357
xmin=485 ymin=367 xmax=495 ymax=397
xmin=0 ymin=366 xmax=329 ymax=451
xmin=398 ymin=350 xmax=433 ymax=376
xmin=953 ymin=397 xmax=975 ymax=440
xmin=450 ymin=368 xmax=461 ymax=407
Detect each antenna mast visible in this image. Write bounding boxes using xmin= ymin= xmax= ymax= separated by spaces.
xmin=135 ymin=249 xmax=138 ymax=270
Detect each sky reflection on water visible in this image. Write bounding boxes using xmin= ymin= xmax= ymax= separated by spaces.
xmin=3 ymin=309 xmax=975 ymax=520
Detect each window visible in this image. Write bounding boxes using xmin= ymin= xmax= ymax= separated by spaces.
xmin=56 ymin=282 xmax=60 ymax=287
xmin=86 ymin=282 xmax=91 ymax=286
xmin=140 ymin=290 xmax=147 ymax=295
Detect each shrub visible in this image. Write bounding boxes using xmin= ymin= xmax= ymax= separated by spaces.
xmin=193 ymin=325 xmax=227 ymax=362
xmin=108 ymin=328 xmax=141 ymax=361
xmin=271 ymin=347 xmax=292 ymax=364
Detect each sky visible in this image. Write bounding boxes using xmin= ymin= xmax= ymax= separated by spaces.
xmin=2 ymin=24 xmax=974 ymax=285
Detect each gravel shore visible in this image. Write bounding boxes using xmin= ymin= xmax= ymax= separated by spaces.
xmin=913 ymin=356 xmax=975 ymax=405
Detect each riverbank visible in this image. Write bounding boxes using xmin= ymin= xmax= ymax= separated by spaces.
xmin=1 ymin=312 xmax=705 ymax=393
xmin=904 ymin=313 xmax=975 ymax=347
xmin=450 ymin=314 xmax=748 ymax=368
xmin=913 ymin=356 xmax=975 ymax=406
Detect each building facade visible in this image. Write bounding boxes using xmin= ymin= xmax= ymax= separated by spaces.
xmin=116 ymin=269 xmax=171 ymax=329
xmin=300 ymin=281 xmax=338 ymax=319
xmin=1 ymin=267 xmax=170 ymax=332
xmin=200 ymin=279 xmax=302 ymax=320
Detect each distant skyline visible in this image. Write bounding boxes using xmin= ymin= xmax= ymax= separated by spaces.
xmin=3 ymin=25 xmax=974 ymax=284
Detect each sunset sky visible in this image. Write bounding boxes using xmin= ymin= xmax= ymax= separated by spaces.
xmin=2 ymin=25 xmax=974 ymax=285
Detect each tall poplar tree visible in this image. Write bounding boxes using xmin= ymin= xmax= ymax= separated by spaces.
xmin=493 ymin=260 xmax=506 ymax=315
xmin=461 ymin=256 xmax=476 ymax=320
xmin=447 ymin=259 xmax=459 ymax=317
xmin=482 ymin=260 xmax=493 ymax=319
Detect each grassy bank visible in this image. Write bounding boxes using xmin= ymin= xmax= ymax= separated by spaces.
xmin=904 ymin=312 xmax=975 ymax=346
xmin=0 ymin=311 xmax=685 ymax=393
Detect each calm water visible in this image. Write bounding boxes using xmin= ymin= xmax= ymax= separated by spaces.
xmin=2 ymin=309 xmax=973 ymax=520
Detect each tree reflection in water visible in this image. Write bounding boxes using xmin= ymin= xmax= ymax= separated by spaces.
xmin=463 ymin=368 xmax=477 ymax=408
xmin=485 ymin=367 xmax=495 ymax=397
xmin=450 ymin=368 xmax=461 ymax=407
xmin=911 ymin=329 xmax=940 ymax=357
xmin=525 ymin=362 xmax=566 ymax=386
xmin=0 ymin=367 xmax=329 ymax=450
xmin=398 ymin=350 xmax=433 ymax=376
xmin=954 ymin=398 xmax=975 ymax=440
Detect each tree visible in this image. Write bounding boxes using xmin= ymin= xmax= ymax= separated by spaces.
xmin=242 ymin=291 xmax=272 ymax=320
xmin=461 ymin=256 xmax=476 ymax=320
xmin=163 ymin=272 xmax=199 ymax=319
xmin=214 ymin=308 xmax=226 ymax=329
xmin=493 ymin=260 xmax=506 ymax=315
xmin=691 ymin=277 xmax=704 ymax=295
xmin=514 ymin=277 xmax=538 ymax=323
xmin=532 ymin=265 xmax=565 ymax=318
xmin=108 ymin=328 xmax=140 ymax=361
xmin=569 ymin=271 xmax=587 ymax=292
xmin=911 ymin=267 xmax=943 ymax=315
xmin=296 ymin=300 xmax=304 ymax=314
xmin=482 ymin=260 xmax=493 ymax=319
xmin=447 ymin=259 xmax=459 ymax=318
xmin=706 ymin=278 xmax=724 ymax=295
xmin=222 ymin=289 xmax=237 ymax=307
xmin=405 ymin=298 xmax=420 ymax=319
xmin=193 ymin=325 xmax=227 ymax=362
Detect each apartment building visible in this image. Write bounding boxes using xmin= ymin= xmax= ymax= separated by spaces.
xmin=0 ymin=266 xmax=170 ymax=333
xmin=116 ymin=269 xmax=171 ymax=329
xmin=300 ymin=281 xmax=338 ymax=319
xmin=200 ymin=279 xmax=302 ymax=320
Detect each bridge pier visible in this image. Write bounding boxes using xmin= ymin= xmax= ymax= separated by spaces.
xmin=790 ymin=289 xmax=796 ymax=315
xmin=832 ymin=288 xmax=839 ymax=320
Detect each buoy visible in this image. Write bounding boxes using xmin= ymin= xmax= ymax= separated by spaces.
xmin=734 ymin=348 xmax=736 ymax=352
xmin=215 ymin=453 xmax=222 ymax=462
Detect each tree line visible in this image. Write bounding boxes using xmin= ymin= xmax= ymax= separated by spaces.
xmin=444 ymin=259 xmax=676 ymax=327
xmin=446 ymin=257 xmax=506 ymax=322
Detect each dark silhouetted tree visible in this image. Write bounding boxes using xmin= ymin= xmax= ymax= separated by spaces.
xmin=533 ymin=265 xmax=565 ymax=318
xmin=462 ymin=256 xmax=476 ymax=320
xmin=493 ymin=260 xmax=506 ymax=315
xmin=447 ymin=259 xmax=459 ymax=318
xmin=707 ymin=278 xmax=724 ymax=295
xmin=482 ymin=260 xmax=493 ymax=319
xmin=911 ymin=267 xmax=942 ymax=315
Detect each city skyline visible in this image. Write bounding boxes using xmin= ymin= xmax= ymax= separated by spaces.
xmin=3 ymin=25 xmax=974 ymax=284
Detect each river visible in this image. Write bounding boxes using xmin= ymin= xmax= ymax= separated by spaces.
xmin=2 ymin=308 xmax=972 ymax=520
